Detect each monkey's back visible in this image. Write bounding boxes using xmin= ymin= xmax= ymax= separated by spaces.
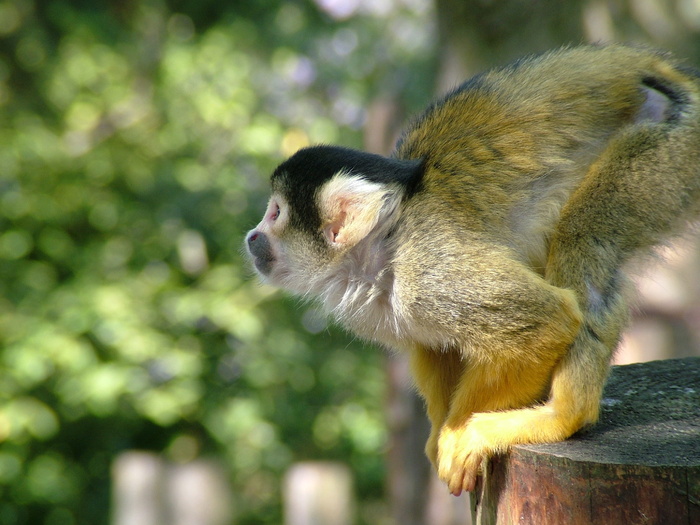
xmin=396 ymin=45 xmax=677 ymax=168
xmin=392 ymin=44 xmax=700 ymax=267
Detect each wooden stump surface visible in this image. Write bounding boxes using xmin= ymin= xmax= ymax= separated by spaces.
xmin=472 ymin=357 xmax=700 ymax=525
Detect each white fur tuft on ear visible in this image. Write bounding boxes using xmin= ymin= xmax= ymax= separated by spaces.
xmin=318 ymin=172 xmax=403 ymax=248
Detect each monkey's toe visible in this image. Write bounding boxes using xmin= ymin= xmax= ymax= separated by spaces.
xmin=436 ymin=426 xmax=484 ymax=495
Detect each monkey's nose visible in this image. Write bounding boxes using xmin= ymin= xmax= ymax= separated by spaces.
xmin=246 ymin=230 xmax=267 ymax=252
xmin=246 ymin=230 xmax=274 ymax=276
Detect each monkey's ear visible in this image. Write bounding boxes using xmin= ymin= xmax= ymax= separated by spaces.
xmin=319 ymin=175 xmax=401 ymax=248
xmin=636 ymin=80 xmax=673 ymax=123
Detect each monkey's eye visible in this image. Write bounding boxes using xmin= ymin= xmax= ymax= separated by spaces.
xmin=270 ymin=203 xmax=281 ymax=221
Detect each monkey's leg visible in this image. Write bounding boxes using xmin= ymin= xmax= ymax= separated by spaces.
xmin=409 ymin=347 xmax=464 ymax=467
xmin=436 ymin=347 xmax=572 ymax=495
xmin=544 ymin=95 xmax=700 ymax=447
xmin=531 ymin=111 xmax=700 ymax=481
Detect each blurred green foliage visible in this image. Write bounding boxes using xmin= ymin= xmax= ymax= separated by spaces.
xmin=0 ymin=0 xmax=435 ymax=524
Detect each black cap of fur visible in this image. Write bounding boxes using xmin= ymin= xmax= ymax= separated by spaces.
xmin=271 ymin=145 xmax=424 ymax=235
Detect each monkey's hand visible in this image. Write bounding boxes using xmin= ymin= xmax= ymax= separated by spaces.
xmin=436 ymin=422 xmax=485 ymax=495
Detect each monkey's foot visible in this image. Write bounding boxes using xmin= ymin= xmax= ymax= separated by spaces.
xmin=436 ymin=406 xmax=583 ymax=495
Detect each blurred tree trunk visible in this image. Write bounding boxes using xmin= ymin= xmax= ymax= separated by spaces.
xmin=384 ymin=354 xmax=433 ymax=525
xmin=434 ymin=0 xmax=585 ymax=91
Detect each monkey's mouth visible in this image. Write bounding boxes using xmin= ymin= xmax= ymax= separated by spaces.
xmin=253 ymin=255 xmax=274 ymax=276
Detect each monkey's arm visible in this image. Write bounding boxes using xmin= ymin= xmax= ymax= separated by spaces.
xmin=408 ymin=347 xmax=463 ymax=467
xmin=426 ymin=259 xmax=581 ymax=495
xmin=394 ymin=231 xmax=583 ymax=492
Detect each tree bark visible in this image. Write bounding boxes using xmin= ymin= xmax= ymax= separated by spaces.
xmin=472 ymin=358 xmax=700 ymax=525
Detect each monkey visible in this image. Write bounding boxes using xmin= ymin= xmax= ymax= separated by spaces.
xmin=244 ymin=44 xmax=700 ymax=496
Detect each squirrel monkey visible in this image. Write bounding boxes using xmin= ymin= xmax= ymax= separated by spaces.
xmin=245 ymin=45 xmax=700 ymax=495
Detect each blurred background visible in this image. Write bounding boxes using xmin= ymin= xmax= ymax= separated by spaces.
xmin=1 ymin=1 xmax=700 ymax=524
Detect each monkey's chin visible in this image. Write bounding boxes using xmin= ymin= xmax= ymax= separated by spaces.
xmin=253 ymin=256 xmax=275 ymax=277
xmin=252 ymin=264 xmax=296 ymax=293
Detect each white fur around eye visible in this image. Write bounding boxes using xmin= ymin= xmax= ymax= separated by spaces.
xmin=263 ymin=195 xmax=288 ymax=230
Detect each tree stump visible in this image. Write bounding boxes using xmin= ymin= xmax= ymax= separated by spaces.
xmin=471 ymin=357 xmax=700 ymax=525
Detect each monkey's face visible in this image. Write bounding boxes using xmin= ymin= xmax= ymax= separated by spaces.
xmin=246 ymin=181 xmax=407 ymax=302
xmin=245 ymin=195 xmax=286 ymax=278
xmin=245 ymin=145 xmax=420 ymax=299
xmin=244 ymin=192 xmax=332 ymax=295
xmin=246 ymin=183 xmax=400 ymax=297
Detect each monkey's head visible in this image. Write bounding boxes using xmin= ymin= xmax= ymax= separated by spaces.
xmin=245 ymin=145 xmax=423 ymax=297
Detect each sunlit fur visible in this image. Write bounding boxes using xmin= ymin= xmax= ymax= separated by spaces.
xmin=245 ymin=44 xmax=700 ymax=495
xmin=314 ymin=174 xmax=407 ymax=339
